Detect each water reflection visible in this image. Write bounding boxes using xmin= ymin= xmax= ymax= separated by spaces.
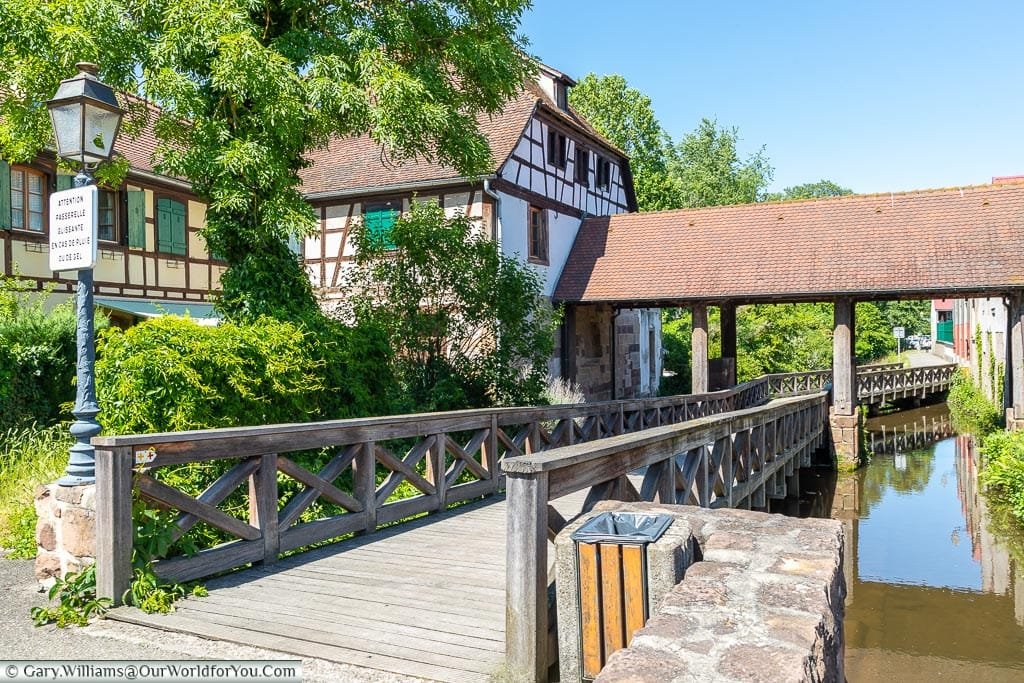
xmin=821 ymin=404 xmax=1024 ymax=681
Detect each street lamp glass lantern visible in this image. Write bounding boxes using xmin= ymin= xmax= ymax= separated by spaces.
xmin=46 ymin=62 xmax=124 ymax=166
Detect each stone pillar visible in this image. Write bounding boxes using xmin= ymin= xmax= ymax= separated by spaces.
xmin=720 ymin=303 xmax=737 ymax=387
xmin=34 ymin=483 xmax=97 ymax=587
xmin=691 ymin=304 xmax=709 ymax=394
xmin=830 ymin=299 xmax=861 ymax=470
xmin=1007 ymin=293 xmax=1024 ymax=430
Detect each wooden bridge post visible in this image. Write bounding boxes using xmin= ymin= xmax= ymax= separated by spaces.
xmin=1007 ymin=293 xmax=1024 ymax=430
xmin=95 ymin=446 xmax=133 ymax=604
xmin=691 ymin=304 xmax=709 ymax=394
xmin=506 ymin=470 xmax=550 ymax=683
xmin=830 ymin=298 xmax=861 ymax=470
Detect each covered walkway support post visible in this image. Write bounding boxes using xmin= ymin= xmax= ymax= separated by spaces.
xmin=1007 ymin=293 xmax=1024 ymax=430
xmin=691 ymin=304 xmax=709 ymax=394
xmin=830 ymin=298 xmax=861 ymax=469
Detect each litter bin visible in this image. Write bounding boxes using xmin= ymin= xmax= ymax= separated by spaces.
xmin=570 ymin=511 xmax=673 ymax=680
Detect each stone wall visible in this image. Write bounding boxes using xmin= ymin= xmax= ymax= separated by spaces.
xmin=569 ymin=304 xmax=662 ymax=401
xmin=34 ymin=483 xmax=96 ymax=587
xmin=556 ymin=501 xmax=845 ymax=683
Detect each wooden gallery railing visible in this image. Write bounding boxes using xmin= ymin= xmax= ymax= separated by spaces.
xmin=92 ymin=377 xmax=772 ymax=603
xmin=856 ymin=363 xmax=957 ymax=404
xmin=764 ymin=361 xmax=905 ymax=398
xmin=500 ymin=392 xmax=829 ymax=681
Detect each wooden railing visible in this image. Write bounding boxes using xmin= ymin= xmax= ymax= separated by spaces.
xmin=765 ymin=362 xmax=953 ymax=402
xmin=500 ymin=392 xmax=829 ymax=682
xmin=92 ymin=376 xmax=773 ymax=602
xmin=857 ymin=363 xmax=957 ymax=404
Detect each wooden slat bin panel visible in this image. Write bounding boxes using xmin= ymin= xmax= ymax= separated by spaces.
xmin=576 ymin=541 xmax=650 ymax=680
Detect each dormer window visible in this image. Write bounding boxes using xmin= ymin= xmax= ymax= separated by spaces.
xmin=547 ymin=129 xmax=567 ymax=169
xmin=554 ymin=82 xmax=568 ymax=111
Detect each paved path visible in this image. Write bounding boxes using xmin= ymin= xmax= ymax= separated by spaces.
xmin=0 ymin=557 xmax=421 ymax=682
xmin=904 ymin=350 xmax=949 ymax=367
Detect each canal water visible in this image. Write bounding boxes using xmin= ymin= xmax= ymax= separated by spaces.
xmin=798 ymin=404 xmax=1024 ymax=681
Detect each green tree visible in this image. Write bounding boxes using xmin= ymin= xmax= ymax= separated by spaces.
xmin=767 ymin=179 xmax=853 ymax=201
xmin=670 ymin=118 xmax=774 ymax=208
xmin=873 ymin=300 xmax=931 ymax=337
xmin=568 ymin=74 xmax=682 ymax=212
xmin=342 ymin=201 xmax=557 ymax=411
xmin=0 ymin=0 xmax=534 ymax=319
xmin=855 ymin=302 xmax=894 ymax=361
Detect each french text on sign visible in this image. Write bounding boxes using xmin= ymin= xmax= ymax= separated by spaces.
xmin=49 ymin=185 xmax=98 ymax=272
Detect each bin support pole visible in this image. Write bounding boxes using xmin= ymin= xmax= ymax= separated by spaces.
xmin=506 ymin=471 xmax=550 ymax=682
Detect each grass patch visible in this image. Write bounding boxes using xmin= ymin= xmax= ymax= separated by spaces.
xmin=0 ymin=423 xmax=72 ymax=557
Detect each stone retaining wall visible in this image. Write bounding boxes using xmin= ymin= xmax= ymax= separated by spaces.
xmin=34 ymin=483 xmax=97 ymax=587
xmin=563 ymin=501 xmax=845 ymax=683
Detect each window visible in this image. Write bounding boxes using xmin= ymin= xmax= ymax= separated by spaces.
xmin=98 ymin=190 xmax=118 ymax=242
xmin=156 ymin=197 xmax=187 ymax=256
xmin=547 ymin=129 xmax=567 ymax=169
xmin=554 ymin=83 xmax=568 ymax=111
xmin=363 ymin=201 xmax=400 ymax=249
xmin=596 ymin=156 xmax=612 ymax=190
xmin=10 ymin=167 xmax=45 ymax=232
xmin=575 ymin=148 xmax=589 ymax=186
xmin=528 ymin=205 xmax=548 ymax=264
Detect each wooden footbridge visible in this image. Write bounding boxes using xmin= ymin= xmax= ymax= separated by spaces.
xmin=93 ymin=363 xmax=955 ymax=682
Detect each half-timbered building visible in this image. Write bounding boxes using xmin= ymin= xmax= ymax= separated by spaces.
xmin=300 ymin=63 xmax=663 ymax=399
xmin=1 ymin=102 xmax=223 ymax=327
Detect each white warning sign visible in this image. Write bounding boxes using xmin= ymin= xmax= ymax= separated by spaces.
xmin=49 ymin=185 xmax=97 ymax=271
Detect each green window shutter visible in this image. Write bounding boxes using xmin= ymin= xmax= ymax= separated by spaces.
xmin=171 ymin=201 xmax=186 ymax=256
xmin=127 ymin=190 xmax=146 ymax=248
xmin=56 ymin=174 xmax=74 ymax=192
xmin=157 ymin=198 xmax=173 ymax=253
xmin=364 ymin=207 xmax=397 ymax=249
xmin=0 ymin=161 xmax=10 ymax=230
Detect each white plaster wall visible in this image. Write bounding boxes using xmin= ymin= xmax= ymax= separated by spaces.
xmin=495 ymin=190 xmax=582 ymax=297
xmin=497 ymin=191 xmax=529 ymax=263
xmin=544 ymin=209 xmax=584 ymax=297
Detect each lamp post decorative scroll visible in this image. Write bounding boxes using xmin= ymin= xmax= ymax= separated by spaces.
xmin=47 ymin=62 xmax=124 ymax=486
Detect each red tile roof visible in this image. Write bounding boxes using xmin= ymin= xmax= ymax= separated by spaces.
xmin=555 ymin=184 xmax=1024 ymax=305
xmin=103 ymin=79 xmax=629 ymax=198
xmin=299 ymin=82 xmax=626 ymax=198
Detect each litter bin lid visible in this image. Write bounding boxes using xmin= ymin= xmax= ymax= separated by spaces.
xmin=571 ymin=511 xmax=673 ymax=545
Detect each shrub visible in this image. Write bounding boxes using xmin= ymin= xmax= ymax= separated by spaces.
xmin=980 ymin=430 xmax=1024 ymax=521
xmin=0 ymin=276 xmax=90 ymax=432
xmin=95 ymin=314 xmax=395 ymax=434
xmin=341 ymin=200 xmax=557 ymax=411
xmin=947 ymin=368 xmax=1002 ymax=436
xmin=96 ymin=316 xmax=324 ymax=434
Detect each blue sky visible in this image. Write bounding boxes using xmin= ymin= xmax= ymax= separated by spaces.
xmin=520 ymin=1 xmax=1024 ymax=194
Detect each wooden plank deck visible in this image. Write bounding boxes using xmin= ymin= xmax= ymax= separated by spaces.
xmin=108 ymin=489 xmax=595 ymax=683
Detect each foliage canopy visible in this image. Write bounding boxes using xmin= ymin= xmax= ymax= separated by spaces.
xmin=0 ymin=0 xmax=534 ymax=318
xmin=569 ymin=74 xmax=681 ymax=212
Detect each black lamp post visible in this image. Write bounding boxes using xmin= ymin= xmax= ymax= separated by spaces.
xmin=47 ymin=63 xmax=124 ymax=486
